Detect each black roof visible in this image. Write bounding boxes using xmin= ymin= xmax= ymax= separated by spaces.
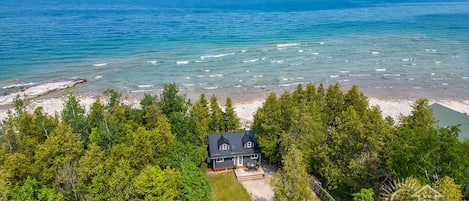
xmin=208 ymin=130 xmax=260 ymax=158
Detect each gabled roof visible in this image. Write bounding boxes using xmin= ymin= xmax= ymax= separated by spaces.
xmin=208 ymin=130 xmax=260 ymax=158
xmin=430 ymin=103 xmax=469 ymax=141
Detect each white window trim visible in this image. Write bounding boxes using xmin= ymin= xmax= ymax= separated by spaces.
xmin=220 ymin=143 xmax=229 ymax=150
xmin=245 ymin=141 xmax=252 ymax=148
xmin=216 ymin=158 xmax=224 ymax=163
xmin=250 ymin=154 xmax=258 ymax=159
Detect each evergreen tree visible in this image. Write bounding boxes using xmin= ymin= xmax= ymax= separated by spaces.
xmin=224 ymin=97 xmax=240 ymax=131
xmin=177 ymin=162 xmax=211 ymax=201
xmin=400 ymin=99 xmax=436 ymax=129
xmin=433 ymin=176 xmax=463 ymax=201
xmin=6 ymin=177 xmax=64 ymax=201
xmin=209 ymin=95 xmax=224 ymax=133
xmin=186 ymin=94 xmax=210 ymax=146
xmin=159 ymin=83 xmax=191 ymax=137
xmin=132 ymin=165 xmax=181 ymax=201
xmin=272 ymin=146 xmax=312 ymax=201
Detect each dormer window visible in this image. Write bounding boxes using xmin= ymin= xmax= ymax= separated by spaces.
xmin=220 ymin=143 xmax=229 ymax=150
xmin=244 ymin=141 xmax=252 ymax=148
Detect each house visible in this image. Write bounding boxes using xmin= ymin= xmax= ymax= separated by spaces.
xmin=207 ymin=130 xmax=261 ymax=170
xmin=430 ymin=103 xmax=469 ymax=141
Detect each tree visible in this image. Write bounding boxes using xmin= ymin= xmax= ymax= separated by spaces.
xmin=224 ymin=97 xmax=240 ymax=131
xmin=353 ymin=188 xmax=375 ymax=201
xmin=132 ymin=165 xmax=181 ymax=201
xmin=61 ymin=93 xmax=89 ymax=144
xmin=106 ymin=160 xmax=135 ymax=201
xmin=6 ymin=177 xmax=64 ymax=201
xmin=272 ymin=146 xmax=312 ymax=201
xmin=209 ymin=95 xmax=224 ymax=133
xmin=177 ymin=162 xmax=211 ymax=201
xmin=252 ymin=93 xmax=282 ymax=163
xmin=186 ymin=94 xmax=210 ymax=146
xmin=433 ymin=176 xmax=463 ymax=201
xmin=400 ymin=99 xmax=436 ymax=129
xmin=161 ymin=141 xmax=207 ymax=169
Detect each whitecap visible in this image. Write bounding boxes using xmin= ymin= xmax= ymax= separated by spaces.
xmin=402 ymin=58 xmax=410 ymax=62
xmin=182 ymin=83 xmax=194 ymax=87
xmin=319 ymin=42 xmax=325 ymax=45
xmin=330 ymin=75 xmax=339 ymax=78
xmin=254 ymin=85 xmax=267 ymax=88
xmin=342 ymin=79 xmax=350 ymax=82
xmin=209 ymin=74 xmax=223 ymax=78
xmin=349 ymin=74 xmax=371 ymax=77
xmin=246 ymin=70 xmax=250 ymax=73
xmin=202 ymin=69 xmax=210 ymax=72
xmin=340 ymin=71 xmax=350 ymax=74
xmin=233 ymin=84 xmax=242 ymax=88
xmin=431 ymin=73 xmax=435 ymax=76
xmin=95 ymin=75 xmax=102 ymax=79
xmin=196 ymin=75 xmax=206 ymax=78
xmin=311 ymin=52 xmax=319 ymax=55
xmin=325 ymin=56 xmax=333 ymax=59
xmin=279 ymin=82 xmax=304 ymax=87
xmin=435 ymin=61 xmax=442 ymax=64
xmin=176 ymin=61 xmax=189 ymax=65
xmin=462 ymin=77 xmax=469 ymax=80
xmin=195 ymin=60 xmax=204 ymax=63
xmin=384 ymin=74 xmax=400 ymax=77
xmin=261 ymin=57 xmax=267 ymax=61
xmin=298 ymin=50 xmax=304 ymax=53
xmin=296 ymin=77 xmax=304 ymax=80
xmin=2 ymin=82 xmax=36 ymax=89
xmin=371 ymin=51 xmax=380 ymax=55
xmin=92 ymin=63 xmax=107 ymax=67
xmin=130 ymin=90 xmax=152 ymax=93
xmin=204 ymin=86 xmax=219 ymax=90
xmin=185 ymin=77 xmax=191 ymax=80
xmin=277 ymin=47 xmax=287 ymax=50
xmin=239 ymin=80 xmax=243 ymax=83
xmin=276 ymin=43 xmax=300 ymax=48
xmin=442 ymin=83 xmax=448 ymax=86
xmin=282 ymin=78 xmax=288 ymax=81
xmin=241 ymin=50 xmax=247 ymax=53
xmin=243 ymin=59 xmax=259 ymax=63
xmin=200 ymin=53 xmax=235 ymax=60
xmin=138 ymin=85 xmax=153 ymax=88
xmin=271 ymin=60 xmax=284 ymax=64
xmin=253 ymin=75 xmax=263 ymax=78
xmin=147 ymin=60 xmax=158 ymax=64
xmin=375 ymin=68 xmax=386 ymax=72
xmin=408 ymin=78 xmax=415 ymax=81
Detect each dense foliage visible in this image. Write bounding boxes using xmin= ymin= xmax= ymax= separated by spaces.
xmin=253 ymin=83 xmax=469 ymax=200
xmin=0 ymin=83 xmax=241 ymax=201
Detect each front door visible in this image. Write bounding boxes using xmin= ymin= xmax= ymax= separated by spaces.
xmin=234 ymin=156 xmax=243 ymax=167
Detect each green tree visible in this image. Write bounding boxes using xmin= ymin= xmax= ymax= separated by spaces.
xmin=132 ymin=165 xmax=181 ymax=201
xmin=209 ymin=95 xmax=224 ymax=133
xmin=252 ymin=93 xmax=282 ymax=163
xmin=224 ymin=97 xmax=240 ymax=131
xmin=177 ymin=162 xmax=211 ymax=201
xmin=106 ymin=160 xmax=135 ymax=201
xmin=161 ymin=141 xmax=207 ymax=169
xmin=77 ymin=143 xmax=106 ymax=200
xmin=400 ymin=99 xmax=436 ymax=129
xmin=61 ymin=93 xmax=89 ymax=144
xmin=433 ymin=176 xmax=463 ymax=201
xmin=33 ymin=123 xmax=84 ymax=200
xmin=6 ymin=177 xmax=64 ymax=201
xmin=272 ymin=146 xmax=312 ymax=201
xmin=186 ymin=94 xmax=210 ymax=146
xmin=353 ymin=188 xmax=374 ymax=201
xmin=159 ymin=83 xmax=190 ymax=137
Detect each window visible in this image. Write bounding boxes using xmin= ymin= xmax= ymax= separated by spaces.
xmin=245 ymin=141 xmax=252 ymax=148
xmin=250 ymin=154 xmax=258 ymax=159
xmin=220 ymin=143 xmax=229 ymax=150
xmin=216 ymin=158 xmax=224 ymax=163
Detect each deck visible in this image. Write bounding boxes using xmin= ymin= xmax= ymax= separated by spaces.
xmin=234 ymin=166 xmax=266 ymax=181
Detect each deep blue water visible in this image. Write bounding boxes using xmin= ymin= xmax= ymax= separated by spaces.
xmin=0 ymin=0 xmax=468 ymax=98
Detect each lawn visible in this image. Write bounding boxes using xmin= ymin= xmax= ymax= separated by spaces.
xmin=207 ymin=171 xmax=251 ymax=201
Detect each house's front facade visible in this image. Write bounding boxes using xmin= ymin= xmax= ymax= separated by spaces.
xmin=207 ymin=130 xmax=261 ymax=170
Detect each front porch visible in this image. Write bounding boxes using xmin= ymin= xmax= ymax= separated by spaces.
xmin=234 ymin=166 xmax=266 ymax=181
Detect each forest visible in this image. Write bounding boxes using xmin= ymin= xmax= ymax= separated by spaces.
xmin=0 ymin=83 xmax=468 ymax=200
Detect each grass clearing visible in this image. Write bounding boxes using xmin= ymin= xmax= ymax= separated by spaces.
xmin=207 ymin=171 xmax=251 ymax=201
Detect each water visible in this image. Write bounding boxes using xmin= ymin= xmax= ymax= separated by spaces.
xmin=1 ymin=0 xmax=468 ymax=99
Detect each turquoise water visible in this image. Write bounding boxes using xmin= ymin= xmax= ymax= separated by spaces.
xmin=1 ymin=1 xmax=468 ymax=98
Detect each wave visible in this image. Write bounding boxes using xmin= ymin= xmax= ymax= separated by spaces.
xmin=243 ymin=59 xmax=258 ymax=63
xmin=271 ymin=60 xmax=284 ymax=64
xmin=233 ymin=84 xmax=242 ymax=88
xmin=371 ymin=51 xmax=380 ymax=55
xmin=147 ymin=60 xmax=158 ymax=64
xmin=330 ymin=75 xmax=339 ymax=78
xmin=129 ymin=90 xmax=152 ymax=93
xmin=137 ymin=85 xmax=153 ymax=88
xmin=209 ymin=74 xmax=223 ymax=78
xmin=92 ymin=63 xmax=108 ymax=67
xmin=176 ymin=61 xmax=190 ymax=65
xmin=202 ymin=69 xmax=210 ymax=72
xmin=196 ymin=75 xmax=206 ymax=78
xmin=241 ymin=50 xmax=247 ymax=53
xmin=279 ymin=82 xmax=304 ymax=87
xmin=200 ymin=53 xmax=234 ymax=60
xmin=254 ymin=85 xmax=267 ymax=88
xmin=182 ymin=83 xmax=194 ymax=87
xmin=296 ymin=77 xmax=304 ymax=80
xmin=298 ymin=49 xmax=304 ymax=53
xmin=311 ymin=52 xmax=320 ymax=55
xmin=349 ymin=74 xmax=371 ymax=77
xmin=2 ymin=82 xmax=36 ymax=89
xmin=253 ymin=75 xmax=263 ymax=78
xmin=384 ymin=74 xmax=401 ymax=77
xmin=204 ymin=86 xmax=219 ymax=90
xmin=276 ymin=43 xmax=300 ymax=48
xmin=95 ymin=75 xmax=103 ymax=79
xmin=375 ymin=68 xmax=386 ymax=72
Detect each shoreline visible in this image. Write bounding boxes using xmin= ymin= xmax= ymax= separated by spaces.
xmin=1 ymin=84 xmax=468 ymax=126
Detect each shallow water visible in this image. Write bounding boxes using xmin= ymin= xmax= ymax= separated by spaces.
xmin=0 ymin=1 xmax=468 ymax=99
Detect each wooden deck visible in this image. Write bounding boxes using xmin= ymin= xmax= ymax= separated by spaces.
xmin=234 ymin=166 xmax=266 ymax=181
